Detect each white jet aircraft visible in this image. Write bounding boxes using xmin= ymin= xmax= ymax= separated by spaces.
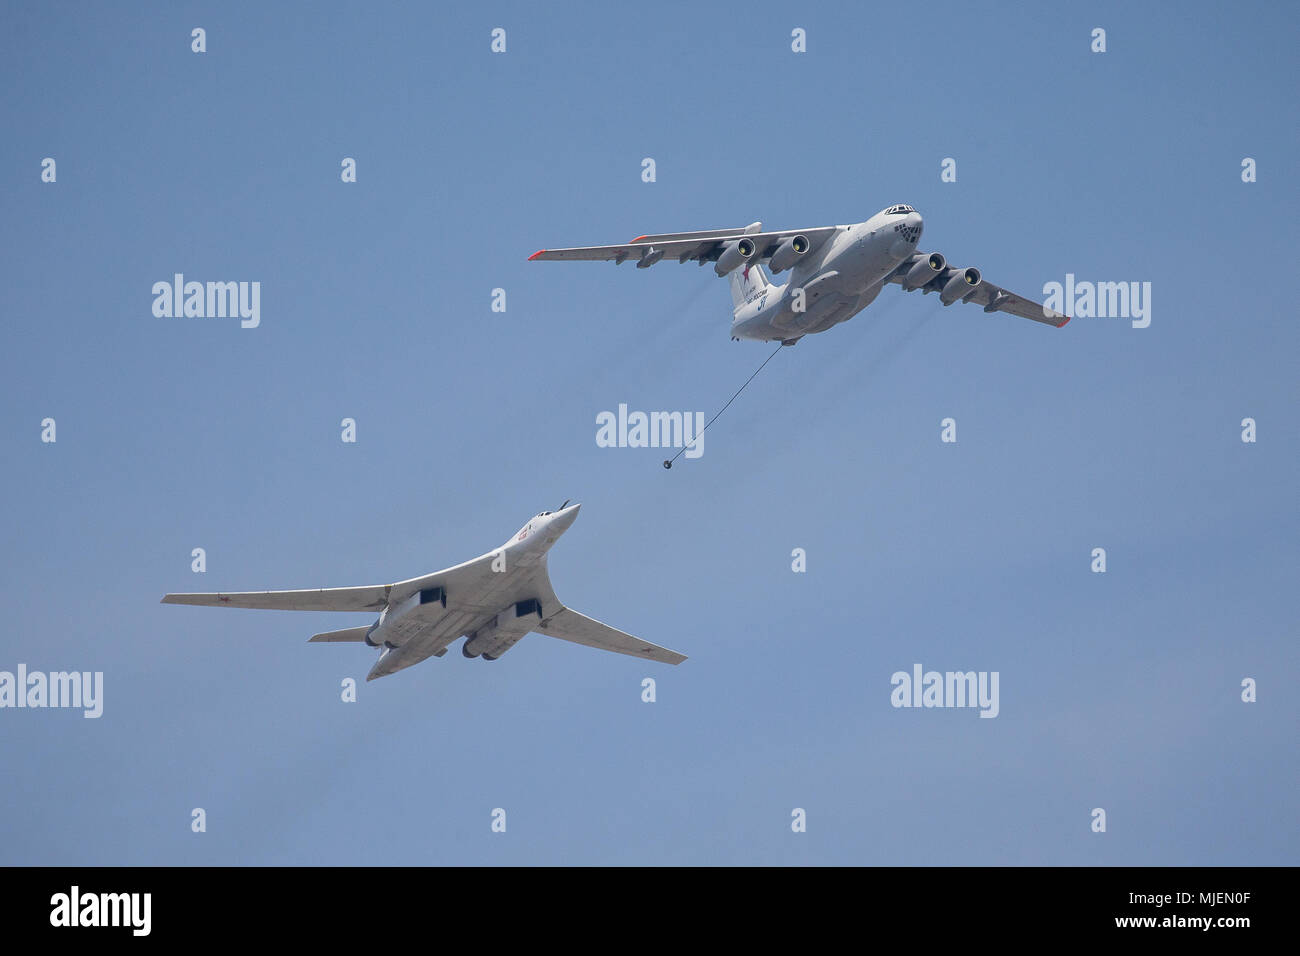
xmin=161 ymin=503 xmax=685 ymax=680
xmin=530 ymin=205 xmax=1069 ymax=345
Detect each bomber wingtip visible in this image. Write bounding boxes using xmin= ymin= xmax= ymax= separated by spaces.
xmin=630 ymin=235 xmax=647 ymax=242
xmin=1059 ymin=315 xmax=1072 ymax=328
xmin=527 ymin=249 xmax=546 ymax=261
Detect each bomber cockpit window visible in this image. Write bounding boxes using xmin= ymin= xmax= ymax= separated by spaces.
xmin=886 ymin=204 xmax=913 ymax=215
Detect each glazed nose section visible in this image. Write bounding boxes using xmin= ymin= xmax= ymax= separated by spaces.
xmin=890 ymin=212 xmax=924 ymax=257
xmin=553 ymin=503 xmax=581 ymax=534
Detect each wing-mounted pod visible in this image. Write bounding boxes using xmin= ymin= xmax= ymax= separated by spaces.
xmin=636 ymin=247 xmax=665 ymax=269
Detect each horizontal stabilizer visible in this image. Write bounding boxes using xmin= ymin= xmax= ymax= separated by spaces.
xmin=308 ymin=626 xmax=372 ymax=643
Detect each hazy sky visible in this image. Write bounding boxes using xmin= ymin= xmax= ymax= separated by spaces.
xmin=1 ymin=0 xmax=1295 ymax=865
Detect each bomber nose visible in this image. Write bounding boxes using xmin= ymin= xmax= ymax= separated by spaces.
xmin=906 ymin=211 xmax=923 ymax=238
xmin=554 ymin=502 xmax=581 ymax=532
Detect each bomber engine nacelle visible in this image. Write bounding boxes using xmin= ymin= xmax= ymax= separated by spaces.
xmin=903 ymin=252 xmax=946 ymax=290
xmin=714 ymin=237 xmax=757 ymax=276
xmin=939 ymin=267 xmax=982 ymax=304
xmin=767 ymin=235 xmax=811 ymax=274
xmin=462 ymin=599 xmax=544 ymax=661
xmin=364 ymin=587 xmax=446 ymax=649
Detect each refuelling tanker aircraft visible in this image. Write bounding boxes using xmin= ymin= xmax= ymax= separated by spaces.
xmin=161 ymin=503 xmax=685 ymax=680
xmin=530 ymin=205 xmax=1069 ymax=345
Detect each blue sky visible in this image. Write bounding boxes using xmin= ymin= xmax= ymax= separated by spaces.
xmin=1 ymin=0 xmax=1295 ymax=865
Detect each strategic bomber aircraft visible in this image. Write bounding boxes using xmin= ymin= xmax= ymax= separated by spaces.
xmin=161 ymin=503 xmax=685 ymax=680
xmin=530 ymin=205 xmax=1070 ymax=345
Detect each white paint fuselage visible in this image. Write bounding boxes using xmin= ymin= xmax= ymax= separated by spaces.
xmin=730 ymin=209 xmax=924 ymax=342
xmin=365 ymin=505 xmax=580 ymax=680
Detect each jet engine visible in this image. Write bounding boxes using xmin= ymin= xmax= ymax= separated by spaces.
xmin=903 ymin=252 xmax=946 ymax=290
xmin=940 ymin=267 xmax=982 ymax=305
xmin=714 ymin=237 xmax=757 ymax=276
xmin=363 ymin=587 xmax=445 ymax=649
xmin=767 ymin=235 xmax=810 ymax=274
xmin=462 ymin=599 xmax=544 ymax=660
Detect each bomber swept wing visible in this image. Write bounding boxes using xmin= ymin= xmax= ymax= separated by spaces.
xmin=528 ymin=559 xmax=686 ymax=665
xmin=536 ymin=606 xmax=686 ymax=665
xmin=160 ymin=552 xmax=503 ymax=615
xmin=160 ymin=585 xmax=390 ymax=612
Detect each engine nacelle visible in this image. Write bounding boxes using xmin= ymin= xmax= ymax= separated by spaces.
xmin=714 ymin=237 xmax=757 ymax=276
xmin=767 ymin=235 xmax=811 ymax=274
xmin=940 ymin=267 xmax=982 ymax=305
xmin=462 ymin=599 xmax=543 ymax=660
xmin=365 ymin=586 xmax=445 ymax=649
xmin=903 ymin=252 xmax=946 ymax=290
